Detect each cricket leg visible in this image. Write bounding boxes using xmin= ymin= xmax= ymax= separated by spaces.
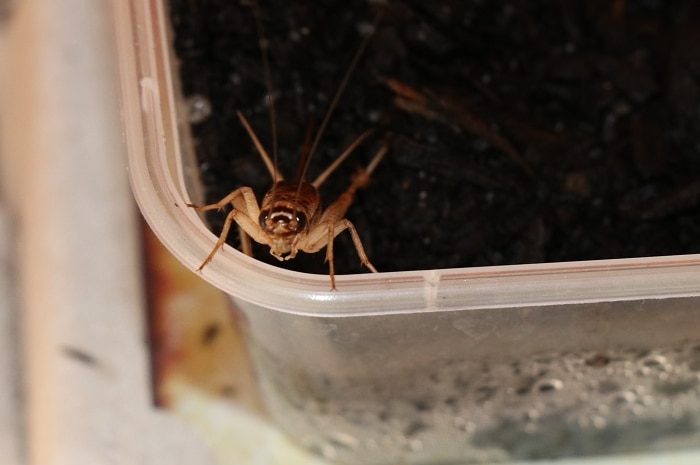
xmin=188 ymin=187 xmax=263 ymax=268
xmin=319 ymin=142 xmax=390 ymax=224
xmin=303 ymin=219 xmax=378 ymax=290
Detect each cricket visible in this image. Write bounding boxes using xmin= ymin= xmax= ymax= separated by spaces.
xmin=188 ymin=4 xmax=386 ymax=289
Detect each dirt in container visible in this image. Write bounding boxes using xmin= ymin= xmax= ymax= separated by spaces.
xmin=168 ymin=0 xmax=700 ymax=276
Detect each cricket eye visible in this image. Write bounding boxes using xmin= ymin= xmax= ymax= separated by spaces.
xmin=259 ymin=210 xmax=270 ymax=229
xmin=294 ymin=212 xmax=307 ymax=231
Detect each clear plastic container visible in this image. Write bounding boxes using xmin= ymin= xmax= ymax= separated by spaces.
xmin=113 ymin=1 xmax=700 ymax=463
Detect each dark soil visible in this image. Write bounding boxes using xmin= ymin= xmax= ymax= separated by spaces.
xmin=169 ymin=0 xmax=700 ymax=276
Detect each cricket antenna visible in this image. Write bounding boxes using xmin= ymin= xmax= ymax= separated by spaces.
xmin=250 ymin=0 xmax=280 ymax=185
xmin=296 ymin=9 xmax=383 ymax=184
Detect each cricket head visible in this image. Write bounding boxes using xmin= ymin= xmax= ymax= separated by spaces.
xmin=259 ymin=181 xmax=320 ymax=260
xmin=259 ymin=206 xmax=307 ymax=259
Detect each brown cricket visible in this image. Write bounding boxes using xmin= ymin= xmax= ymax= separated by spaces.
xmin=188 ymin=5 xmax=386 ymax=289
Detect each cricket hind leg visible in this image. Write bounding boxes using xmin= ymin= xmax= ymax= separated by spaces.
xmin=319 ymin=141 xmax=390 ymax=224
xmin=311 ymin=142 xmax=389 ymax=288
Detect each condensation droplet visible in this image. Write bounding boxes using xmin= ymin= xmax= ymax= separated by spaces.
xmin=642 ymin=354 xmax=667 ymax=367
xmin=612 ymin=390 xmax=637 ymax=404
xmin=306 ymin=437 xmax=338 ymax=461
xmin=631 ymin=403 xmax=646 ymax=416
xmin=326 ymin=431 xmax=360 ymax=450
xmin=537 ymin=378 xmax=563 ymax=393
xmin=594 ymin=403 xmax=610 ymax=416
xmin=633 ymin=385 xmax=647 ymax=395
xmin=454 ymin=416 xmax=477 ymax=434
xmin=524 ymin=422 xmax=537 ymax=434
xmin=186 ymin=94 xmax=212 ymax=124
xmin=405 ymin=438 xmax=424 ymax=452
xmin=590 ymin=415 xmax=606 ymax=429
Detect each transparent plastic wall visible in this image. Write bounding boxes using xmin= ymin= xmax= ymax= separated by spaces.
xmin=113 ymin=0 xmax=700 ymax=463
xmin=241 ymin=297 xmax=700 ymax=463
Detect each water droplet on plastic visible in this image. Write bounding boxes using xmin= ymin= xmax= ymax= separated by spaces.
xmin=405 ymin=438 xmax=424 ymax=452
xmin=326 ymin=431 xmax=360 ymax=450
xmin=633 ymin=385 xmax=647 ymax=395
xmin=612 ymin=390 xmax=637 ymax=404
xmin=525 ymin=408 xmax=540 ymax=421
xmin=186 ymin=94 xmax=212 ymax=124
xmin=594 ymin=403 xmax=610 ymax=415
xmin=454 ymin=418 xmax=476 ymax=434
xmin=537 ymin=378 xmax=563 ymax=393
xmin=308 ymin=440 xmax=337 ymax=460
xmin=631 ymin=403 xmax=646 ymax=415
xmin=642 ymin=354 xmax=667 ymax=367
xmin=592 ymin=416 xmax=607 ymax=429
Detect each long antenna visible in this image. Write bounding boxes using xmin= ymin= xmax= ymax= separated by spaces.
xmin=297 ymin=10 xmax=383 ymax=184
xmin=250 ymin=0 xmax=279 ymax=184
xmin=312 ymin=129 xmax=374 ymax=188
xmin=237 ymin=110 xmax=284 ymax=181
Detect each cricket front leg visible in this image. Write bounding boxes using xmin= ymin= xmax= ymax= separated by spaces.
xmin=187 ymin=186 xmax=260 ymax=215
xmin=195 ymin=208 xmax=236 ymax=271
xmin=194 ymin=207 xmax=265 ymax=269
xmin=187 ymin=186 xmax=264 ymax=269
xmin=229 ymin=188 xmax=260 ymax=258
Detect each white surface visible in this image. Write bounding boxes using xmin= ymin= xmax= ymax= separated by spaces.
xmin=0 ymin=208 xmax=23 ymax=465
xmin=0 ymin=0 xmax=217 ymax=464
xmin=0 ymin=6 xmax=26 ymax=465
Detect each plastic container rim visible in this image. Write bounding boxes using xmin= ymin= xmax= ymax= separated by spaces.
xmin=112 ymin=0 xmax=700 ymax=317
